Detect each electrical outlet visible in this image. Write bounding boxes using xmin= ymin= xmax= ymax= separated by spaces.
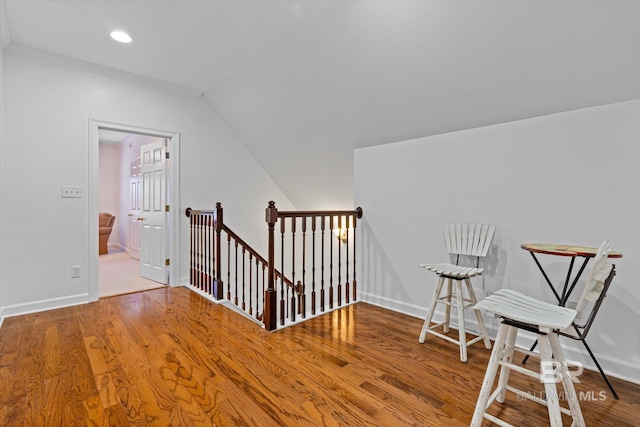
xmin=71 ymin=265 xmax=81 ymax=278
xmin=61 ymin=186 xmax=82 ymax=198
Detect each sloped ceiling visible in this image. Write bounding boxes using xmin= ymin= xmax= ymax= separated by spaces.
xmin=205 ymin=1 xmax=640 ymax=208
xmin=3 ymin=1 xmax=640 ymax=209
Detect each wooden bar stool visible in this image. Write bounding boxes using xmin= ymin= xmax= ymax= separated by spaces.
xmin=471 ymin=241 xmax=615 ymax=426
xmin=419 ymin=223 xmax=495 ymax=362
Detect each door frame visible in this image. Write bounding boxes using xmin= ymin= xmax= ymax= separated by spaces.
xmin=88 ymin=119 xmax=181 ymax=301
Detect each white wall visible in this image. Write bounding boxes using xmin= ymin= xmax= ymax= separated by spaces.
xmin=98 ymin=143 xmax=121 ymax=247
xmin=0 ymin=41 xmax=4 ymax=315
xmin=0 ymin=46 xmax=294 ymax=317
xmin=355 ymin=100 xmax=640 ymax=383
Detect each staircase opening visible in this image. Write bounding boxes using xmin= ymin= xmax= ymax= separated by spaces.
xmin=186 ymin=201 xmax=363 ymax=331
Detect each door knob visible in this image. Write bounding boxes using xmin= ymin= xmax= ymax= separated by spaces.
xmin=137 ymin=217 xmax=144 ymax=221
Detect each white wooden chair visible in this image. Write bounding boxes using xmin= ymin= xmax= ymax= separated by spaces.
xmin=419 ymin=223 xmax=496 ymax=362
xmin=471 ymin=240 xmax=615 ymax=427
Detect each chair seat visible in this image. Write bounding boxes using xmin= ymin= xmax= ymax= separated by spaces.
xmin=419 ymin=263 xmax=484 ymax=278
xmin=474 ymin=289 xmax=577 ymax=330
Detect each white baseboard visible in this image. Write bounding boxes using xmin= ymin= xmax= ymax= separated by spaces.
xmin=358 ymin=291 xmax=426 ymax=320
xmin=0 ymin=293 xmax=92 ymax=319
xmin=108 ymin=242 xmax=125 ymax=251
xmin=358 ymin=291 xmax=640 ymax=386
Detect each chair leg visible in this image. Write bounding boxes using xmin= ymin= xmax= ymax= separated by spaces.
xmin=548 ymin=333 xmax=585 ymax=427
xmin=455 ymin=280 xmax=468 ymax=362
xmin=496 ymin=325 xmax=518 ymax=404
xmin=419 ymin=276 xmax=445 ymax=343
xmin=465 ymin=278 xmax=492 ymax=350
xmin=443 ymin=278 xmax=453 ymax=333
xmin=471 ymin=323 xmax=511 ymax=427
xmin=538 ymin=334 xmax=563 ymax=427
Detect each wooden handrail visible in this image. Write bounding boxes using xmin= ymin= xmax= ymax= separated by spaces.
xmin=222 ymin=224 xmax=293 ymax=288
xmin=277 ymin=207 xmax=363 ymax=219
xmin=223 ymin=225 xmax=267 ymax=265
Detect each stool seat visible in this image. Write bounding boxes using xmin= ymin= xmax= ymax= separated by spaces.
xmin=475 ymin=289 xmax=576 ymax=330
xmin=420 ymin=263 xmax=484 ymax=278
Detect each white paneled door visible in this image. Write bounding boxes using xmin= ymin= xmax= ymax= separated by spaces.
xmin=128 ymin=157 xmax=141 ymax=260
xmin=140 ymin=140 xmax=168 ymax=284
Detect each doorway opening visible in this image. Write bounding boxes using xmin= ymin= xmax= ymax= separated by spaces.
xmin=89 ymin=120 xmax=181 ymax=301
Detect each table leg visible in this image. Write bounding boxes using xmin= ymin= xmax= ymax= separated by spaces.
xmin=560 ymin=257 xmax=576 ymax=303
xmin=529 ymin=252 xmax=562 ymax=303
xmin=524 ymin=254 xmax=585 ymax=365
xmin=562 ymin=257 xmax=591 ymax=306
xmin=524 ymin=251 xmax=557 ymax=364
xmin=523 ymin=340 xmax=538 ymax=364
xmin=582 ymin=339 xmax=619 ymax=399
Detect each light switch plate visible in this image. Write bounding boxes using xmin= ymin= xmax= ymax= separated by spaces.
xmin=61 ymin=186 xmax=82 ymax=198
xmin=71 ymin=265 xmax=81 ymax=278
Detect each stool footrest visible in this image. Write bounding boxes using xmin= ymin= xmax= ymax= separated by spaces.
xmin=505 ymin=385 xmax=573 ymax=416
xmin=435 ymin=296 xmax=475 ymax=309
xmin=419 ymin=273 xmax=492 ymax=362
xmin=423 ymin=326 xmax=486 ymax=347
xmin=483 ymin=411 xmax=514 ymax=427
xmin=498 ymin=360 xmax=541 ymax=381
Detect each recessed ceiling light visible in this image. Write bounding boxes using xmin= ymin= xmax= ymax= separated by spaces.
xmin=110 ymin=31 xmax=132 ymax=43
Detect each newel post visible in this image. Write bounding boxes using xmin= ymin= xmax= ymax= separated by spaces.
xmin=264 ymin=201 xmax=278 ymax=331
xmin=353 ymin=207 xmax=363 ymax=302
xmin=213 ymin=202 xmax=224 ymax=300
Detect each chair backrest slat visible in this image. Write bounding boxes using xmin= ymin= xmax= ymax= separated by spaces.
xmin=461 ymin=223 xmax=469 ymax=254
xmin=444 ymin=224 xmax=455 ymax=254
xmin=469 ymin=223 xmax=480 ymax=255
xmin=444 ymin=223 xmax=496 ymax=258
xmin=575 ymin=241 xmax=614 ymax=314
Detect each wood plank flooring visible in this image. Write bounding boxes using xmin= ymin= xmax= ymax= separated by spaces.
xmin=0 ymin=286 xmax=638 ymax=426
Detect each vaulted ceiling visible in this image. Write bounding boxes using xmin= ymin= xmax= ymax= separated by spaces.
xmin=2 ymin=1 xmax=639 ymax=208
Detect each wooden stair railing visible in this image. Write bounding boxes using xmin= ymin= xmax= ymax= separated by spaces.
xmin=264 ymin=201 xmax=363 ymax=331
xmin=186 ymin=202 xmax=363 ymax=331
xmin=186 ymin=204 xmax=291 ymax=323
xmin=186 ymin=204 xmax=224 ymax=300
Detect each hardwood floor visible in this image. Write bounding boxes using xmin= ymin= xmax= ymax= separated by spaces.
xmin=0 ymin=286 xmax=638 ymax=426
